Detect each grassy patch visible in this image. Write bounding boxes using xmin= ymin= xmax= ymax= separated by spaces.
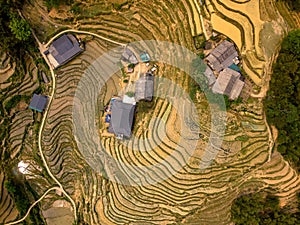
xmin=235 ymin=135 xmax=249 ymax=142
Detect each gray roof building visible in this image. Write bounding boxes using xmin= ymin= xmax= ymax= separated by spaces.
xmin=206 ymin=40 xmax=238 ymax=72
xmin=108 ymin=100 xmax=136 ymax=139
xmin=135 ymin=74 xmax=154 ymax=101
xmin=46 ymin=34 xmax=83 ymax=68
xmin=212 ymin=68 xmax=244 ymax=100
xmin=121 ymin=48 xmax=139 ymax=65
xmin=29 ymin=94 xmax=48 ymax=112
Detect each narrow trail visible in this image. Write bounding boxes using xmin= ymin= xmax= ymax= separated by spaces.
xmin=29 ymin=27 xmax=127 ymax=224
xmin=15 ymin=10 xmax=79 ymax=223
xmin=250 ymin=53 xmax=278 ymax=162
xmin=8 ymin=23 xmax=128 ymax=224
xmin=45 ymin=29 xmax=126 ymax=47
xmin=4 ymin=187 xmax=61 ymax=225
xmin=264 ymin=112 xmax=274 ymax=162
xmin=29 ymin=30 xmax=78 ymax=223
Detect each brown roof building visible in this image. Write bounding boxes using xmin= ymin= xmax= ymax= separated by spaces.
xmin=212 ymin=68 xmax=244 ymax=100
xmin=206 ymin=40 xmax=238 ymax=72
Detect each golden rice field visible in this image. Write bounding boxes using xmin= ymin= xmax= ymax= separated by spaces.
xmin=0 ymin=0 xmax=299 ymax=224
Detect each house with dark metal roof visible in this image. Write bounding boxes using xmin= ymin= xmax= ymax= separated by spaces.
xmin=108 ymin=100 xmax=136 ymax=139
xmin=29 ymin=94 xmax=48 ymax=112
xmin=121 ymin=48 xmax=139 ymax=65
xmin=212 ymin=68 xmax=244 ymax=100
xmin=206 ymin=40 xmax=238 ymax=72
xmin=45 ymin=34 xmax=84 ymax=69
xmin=135 ymin=74 xmax=154 ymax=101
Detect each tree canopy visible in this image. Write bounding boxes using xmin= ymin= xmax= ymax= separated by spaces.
xmin=0 ymin=0 xmax=33 ymax=56
xmin=281 ymin=0 xmax=300 ymax=12
xmin=231 ymin=193 xmax=300 ymax=225
xmin=9 ymin=14 xmax=31 ymax=41
xmin=264 ymin=29 xmax=300 ymax=172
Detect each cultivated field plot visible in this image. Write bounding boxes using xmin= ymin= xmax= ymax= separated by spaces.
xmin=1 ymin=0 xmax=299 ymax=224
xmin=0 ymin=49 xmax=58 ymax=224
xmin=0 ymin=173 xmax=19 ymax=224
xmin=19 ymin=1 xmax=299 ymax=225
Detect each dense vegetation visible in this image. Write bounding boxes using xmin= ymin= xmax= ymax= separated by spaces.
xmin=44 ymin=0 xmax=73 ymax=10
xmin=264 ymin=29 xmax=300 ymax=172
xmin=0 ymin=2 xmax=42 ymax=223
xmin=9 ymin=13 xmax=32 ymax=41
xmin=3 ymin=165 xmax=45 ymax=224
xmin=281 ymin=0 xmax=300 ymax=11
xmin=0 ymin=0 xmax=33 ymax=56
xmin=5 ymin=95 xmax=31 ymax=113
xmin=231 ymin=193 xmax=300 ymax=225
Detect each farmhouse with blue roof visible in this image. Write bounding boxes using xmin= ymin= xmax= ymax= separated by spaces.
xmin=29 ymin=94 xmax=48 ymax=112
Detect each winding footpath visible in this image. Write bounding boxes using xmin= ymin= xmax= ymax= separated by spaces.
xmin=45 ymin=29 xmax=126 ymax=47
xmin=5 ymin=28 xmax=125 ymax=225
xmin=35 ymin=29 xmax=125 ymax=224
xmin=5 ymin=187 xmax=62 ymax=225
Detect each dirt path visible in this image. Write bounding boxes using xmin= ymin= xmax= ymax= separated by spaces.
xmin=30 ymin=28 xmax=78 ymax=223
xmin=31 ymin=24 xmax=128 ymax=225
xmin=264 ymin=112 xmax=274 ymax=162
xmin=4 ymin=187 xmax=61 ymax=225
xmin=45 ymin=29 xmax=126 ymax=47
xmin=249 ymin=50 xmax=280 ymax=162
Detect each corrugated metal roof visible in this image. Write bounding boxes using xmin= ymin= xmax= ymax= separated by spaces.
xmin=108 ymin=100 xmax=135 ymax=138
xmin=140 ymin=52 xmax=150 ymax=62
xmin=29 ymin=94 xmax=48 ymax=112
xmin=212 ymin=68 xmax=244 ymax=100
xmin=121 ymin=48 xmax=138 ymax=64
xmin=228 ymin=63 xmax=241 ymax=72
xmin=52 ymin=35 xmax=74 ymax=55
xmin=135 ymin=75 xmax=154 ymax=101
xmin=206 ymin=40 xmax=238 ymax=72
xmin=48 ymin=34 xmax=83 ymax=67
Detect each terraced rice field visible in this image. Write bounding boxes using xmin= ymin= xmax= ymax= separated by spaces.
xmin=0 ymin=50 xmax=55 ymax=223
xmin=0 ymin=173 xmax=19 ymax=224
xmin=204 ymin=0 xmax=287 ymax=85
xmin=0 ymin=0 xmax=298 ymax=224
xmin=15 ymin=1 xmax=298 ymax=224
xmin=275 ymin=0 xmax=300 ymax=29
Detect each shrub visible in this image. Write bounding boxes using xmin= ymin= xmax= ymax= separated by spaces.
xmin=264 ymin=29 xmax=300 ymax=172
xmin=125 ymin=91 xmax=134 ymax=97
xmin=9 ymin=14 xmax=32 ymax=41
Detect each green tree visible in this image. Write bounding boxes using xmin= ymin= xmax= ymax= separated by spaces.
xmin=264 ymin=29 xmax=300 ymax=172
xmin=231 ymin=193 xmax=300 ymax=225
xmin=125 ymin=91 xmax=135 ymax=97
xmin=9 ymin=14 xmax=31 ymax=41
